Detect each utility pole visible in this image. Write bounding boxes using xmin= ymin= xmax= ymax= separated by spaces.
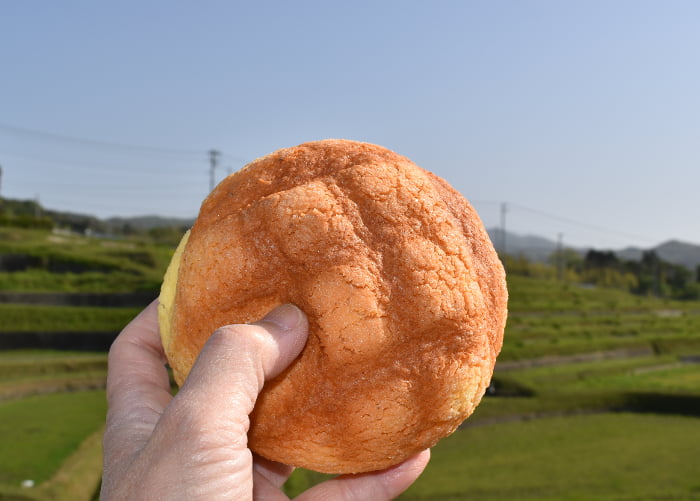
xmin=0 ymin=165 xmax=3 ymax=198
xmin=653 ymin=256 xmax=661 ymax=297
xmin=208 ymin=150 xmax=221 ymax=193
xmin=557 ymin=232 xmax=564 ymax=281
xmin=500 ymin=202 xmax=508 ymax=256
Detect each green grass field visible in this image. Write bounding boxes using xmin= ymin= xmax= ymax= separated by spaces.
xmin=399 ymin=413 xmax=700 ymax=501
xmin=0 ymin=390 xmax=106 ymax=486
xmin=284 ymin=412 xmax=700 ymax=500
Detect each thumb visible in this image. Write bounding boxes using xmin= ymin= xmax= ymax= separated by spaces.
xmin=166 ymin=304 xmax=308 ymax=447
xmin=109 ymin=306 xmax=309 ymax=500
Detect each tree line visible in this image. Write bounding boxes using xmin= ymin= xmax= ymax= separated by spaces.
xmin=0 ymin=197 xmax=187 ymax=246
xmin=505 ymin=249 xmax=700 ymax=300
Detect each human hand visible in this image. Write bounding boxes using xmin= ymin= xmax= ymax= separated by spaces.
xmin=101 ymin=301 xmax=430 ymax=500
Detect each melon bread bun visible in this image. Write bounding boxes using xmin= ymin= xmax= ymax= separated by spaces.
xmin=158 ymin=139 xmax=508 ymax=474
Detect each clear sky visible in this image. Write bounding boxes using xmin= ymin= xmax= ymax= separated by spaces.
xmin=1 ymin=1 xmax=699 ymax=249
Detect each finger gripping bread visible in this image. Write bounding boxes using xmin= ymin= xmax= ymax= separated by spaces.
xmin=159 ymin=139 xmax=508 ymax=474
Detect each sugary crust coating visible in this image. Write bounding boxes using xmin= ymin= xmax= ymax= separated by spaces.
xmin=160 ymin=139 xmax=507 ymax=474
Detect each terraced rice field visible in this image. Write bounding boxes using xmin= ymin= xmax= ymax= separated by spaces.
xmin=1 ymin=267 xmax=700 ymax=499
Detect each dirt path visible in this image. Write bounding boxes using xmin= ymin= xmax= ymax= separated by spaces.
xmin=0 ymin=376 xmax=106 ymax=403
xmin=495 ymin=346 xmax=655 ymax=371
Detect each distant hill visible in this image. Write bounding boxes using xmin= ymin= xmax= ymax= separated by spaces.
xmin=1 ymin=197 xmax=192 ymax=234
xmin=617 ymin=240 xmax=700 ymax=270
xmin=487 ymin=228 xmax=587 ymax=263
xmin=489 ymin=228 xmax=700 ymax=271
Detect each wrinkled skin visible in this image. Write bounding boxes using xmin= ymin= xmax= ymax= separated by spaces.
xmin=101 ymin=301 xmax=430 ymax=500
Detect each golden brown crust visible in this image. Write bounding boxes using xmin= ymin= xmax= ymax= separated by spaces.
xmin=161 ymin=139 xmax=507 ymax=474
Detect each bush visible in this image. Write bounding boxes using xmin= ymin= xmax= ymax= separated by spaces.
xmin=0 ymin=214 xmax=53 ymax=230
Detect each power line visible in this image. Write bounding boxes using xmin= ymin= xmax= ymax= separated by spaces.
xmin=0 ymin=121 xmax=249 ymax=164
xmin=556 ymin=232 xmax=564 ymax=281
xmin=208 ymin=150 xmax=221 ymax=192
xmin=509 ymin=203 xmax=657 ymax=244
xmin=0 ymin=122 xmax=251 ymax=200
xmin=0 ymin=122 xmax=203 ymax=157
xmin=0 ymin=149 xmax=195 ymax=174
xmin=470 ymin=199 xmax=659 ymax=245
xmin=500 ymin=202 xmax=508 ymax=255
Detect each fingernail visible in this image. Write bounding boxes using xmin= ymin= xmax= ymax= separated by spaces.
xmin=263 ymin=304 xmax=303 ymax=331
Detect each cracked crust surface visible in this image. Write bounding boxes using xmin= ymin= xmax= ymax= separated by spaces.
xmin=159 ymin=139 xmax=507 ymax=474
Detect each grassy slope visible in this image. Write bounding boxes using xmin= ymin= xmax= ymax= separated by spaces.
xmin=0 ymin=352 xmax=109 ymax=498
xmin=503 ymin=276 xmax=700 ymax=360
xmin=0 ymin=390 xmax=106 ymax=486
xmin=0 ymin=227 xmax=175 ymax=292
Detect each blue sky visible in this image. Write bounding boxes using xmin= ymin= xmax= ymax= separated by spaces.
xmin=1 ymin=1 xmax=699 ymax=249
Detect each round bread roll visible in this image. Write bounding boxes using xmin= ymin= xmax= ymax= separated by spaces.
xmin=158 ymin=139 xmax=507 ymax=474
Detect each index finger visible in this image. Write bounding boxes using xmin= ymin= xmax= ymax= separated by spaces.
xmin=297 ymin=450 xmax=431 ymax=501
xmin=103 ymin=300 xmax=173 ymax=471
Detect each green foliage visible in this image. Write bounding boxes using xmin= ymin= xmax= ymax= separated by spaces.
xmin=503 ymin=254 xmax=557 ymax=280
xmin=0 ymin=214 xmax=53 ymax=230
xmin=0 ymin=269 xmax=161 ymax=292
xmin=0 ymin=198 xmax=43 ymax=217
xmin=0 ymin=305 xmax=140 ymax=332
xmin=548 ymin=247 xmax=584 ymax=274
xmin=509 ymin=248 xmax=700 ymax=300
xmin=146 ymin=225 xmax=190 ymax=246
xmin=580 ymin=268 xmax=639 ymax=291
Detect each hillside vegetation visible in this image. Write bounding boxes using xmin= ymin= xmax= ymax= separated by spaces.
xmin=0 ymin=227 xmax=177 ymax=292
